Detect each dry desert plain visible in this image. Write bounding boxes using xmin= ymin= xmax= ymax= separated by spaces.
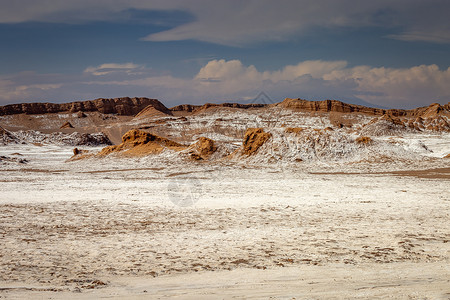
xmin=1 ymin=97 xmax=449 ymax=299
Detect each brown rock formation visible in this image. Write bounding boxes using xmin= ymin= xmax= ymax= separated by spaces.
xmin=361 ymin=109 xmax=450 ymax=134
xmin=285 ymin=127 xmax=304 ymax=134
xmin=134 ymin=104 xmax=173 ymax=119
xmin=60 ymin=121 xmax=74 ymax=129
xmin=361 ymin=115 xmax=409 ymax=136
xmin=170 ymin=104 xmax=200 ymax=113
xmin=277 ymin=98 xmax=389 ymax=115
xmin=98 ymin=129 xmax=186 ymax=157
xmin=0 ymin=126 xmax=17 ymax=145
xmin=242 ymin=128 xmax=272 ymax=155
xmin=278 ymin=98 xmax=450 ymax=118
xmin=0 ymin=126 xmax=10 ymax=136
xmin=408 ymin=102 xmax=450 ymax=119
xmin=0 ymin=97 xmax=169 ymax=116
xmin=188 ymin=137 xmax=218 ymax=160
xmin=170 ymin=102 xmax=266 ymax=114
xmin=2 ymin=96 xmax=448 ymax=122
xmin=378 ymin=114 xmax=404 ymax=126
xmin=355 ymin=136 xmax=373 ymax=145
xmin=73 ymin=148 xmax=90 ymax=156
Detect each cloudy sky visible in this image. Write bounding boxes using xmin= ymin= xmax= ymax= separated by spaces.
xmin=1 ymin=0 xmax=450 ymax=108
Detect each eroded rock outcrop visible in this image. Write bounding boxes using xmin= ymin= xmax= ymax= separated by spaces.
xmin=278 ymin=98 xmax=450 ymax=119
xmin=134 ymin=104 xmax=173 ymax=119
xmin=170 ymin=102 xmax=266 ymax=114
xmin=1 ymin=128 xmax=111 ymax=146
xmin=361 ymin=111 xmax=450 ymax=135
xmin=98 ymin=129 xmax=186 ymax=157
xmin=361 ymin=115 xmax=410 ymax=136
xmin=187 ymin=137 xmax=218 ymax=160
xmin=0 ymin=97 xmax=169 ymax=116
xmin=242 ymin=128 xmax=272 ymax=155
xmin=277 ymin=98 xmax=389 ymax=115
xmin=0 ymin=126 xmax=18 ymax=145
xmin=60 ymin=121 xmax=74 ymax=129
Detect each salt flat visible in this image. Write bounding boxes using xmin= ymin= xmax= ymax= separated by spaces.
xmin=0 ymin=142 xmax=449 ymax=299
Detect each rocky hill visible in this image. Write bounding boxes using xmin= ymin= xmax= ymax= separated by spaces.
xmin=1 ymin=97 xmax=448 ymax=119
xmin=277 ymin=98 xmax=450 ymax=118
xmin=0 ymin=97 xmax=170 ymax=116
xmin=1 ymin=96 xmax=449 ymax=150
xmin=170 ymin=102 xmax=266 ymax=114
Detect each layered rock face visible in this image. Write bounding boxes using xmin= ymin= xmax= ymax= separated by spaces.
xmin=0 ymin=97 xmax=169 ymax=116
xmin=187 ymin=137 xmax=218 ymax=160
xmin=278 ymin=98 xmax=450 ymax=119
xmin=2 ymin=96 xmax=448 ymax=120
xmin=134 ymin=104 xmax=173 ymax=118
xmin=242 ymin=128 xmax=272 ymax=155
xmin=98 ymin=129 xmax=186 ymax=156
xmin=277 ymin=98 xmax=388 ymax=115
xmin=170 ymin=102 xmax=266 ymax=113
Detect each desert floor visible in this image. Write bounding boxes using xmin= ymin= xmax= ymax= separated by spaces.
xmin=0 ymin=145 xmax=449 ymax=299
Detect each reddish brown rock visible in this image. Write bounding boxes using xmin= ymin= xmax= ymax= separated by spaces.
xmin=134 ymin=104 xmax=173 ymax=119
xmin=60 ymin=121 xmax=74 ymax=129
xmin=98 ymin=129 xmax=186 ymax=157
xmin=285 ymin=127 xmax=304 ymax=134
xmin=0 ymin=97 xmax=169 ymax=116
xmin=242 ymin=128 xmax=272 ymax=155
xmin=355 ymin=136 xmax=373 ymax=145
xmin=277 ymin=98 xmax=450 ymax=119
xmin=277 ymin=98 xmax=388 ymax=115
xmin=170 ymin=102 xmax=266 ymax=114
xmin=187 ymin=137 xmax=218 ymax=160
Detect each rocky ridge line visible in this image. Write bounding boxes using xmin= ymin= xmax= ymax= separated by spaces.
xmin=277 ymin=98 xmax=450 ymax=118
xmin=0 ymin=97 xmax=170 ymax=116
xmin=170 ymin=102 xmax=267 ymax=113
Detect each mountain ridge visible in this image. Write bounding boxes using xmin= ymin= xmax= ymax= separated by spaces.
xmin=1 ymin=97 xmax=449 ymax=119
xmin=0 ymin=97 xmax=168 ymax=116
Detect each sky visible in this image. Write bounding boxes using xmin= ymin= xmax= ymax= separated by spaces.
xmin=1 ymin=0 xmax=450 ymax=109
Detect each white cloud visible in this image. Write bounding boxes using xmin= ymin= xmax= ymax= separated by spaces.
xmin=84 ymin=63 xmax=143 ymax=76
xmin=270 ymin=60 xmax=348 ymax=81
xmin=387 ymin=31 xmax=450 ymax=44
xmin=84 ymin=60 xmax=450 ymax=108
xmin=140 ymin=1 xmax=381 ymax=46
xmin=0 ymin=78 xmax=64 ymax=102
xmin=327 ymin=64 xmax=450 ymax=107
xmin=1 ymin=1 xmax=450 ymax=45
xmin=1 ymin=60 xmax=450 ymax=109
xmin=194 ymin=60 xmax=262 ymax=95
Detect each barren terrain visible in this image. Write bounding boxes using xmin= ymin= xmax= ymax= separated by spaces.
xmin=1 ymin=98 xmax=449 ymax=298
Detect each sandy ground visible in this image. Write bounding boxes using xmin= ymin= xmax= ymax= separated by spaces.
xmin=0 ymin=145 xmax=449 ymax=299
xmin=2 ymin=263 xmax=449 ymax=299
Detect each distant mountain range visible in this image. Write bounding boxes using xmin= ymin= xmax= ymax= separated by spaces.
xmin=1 ymin=97 xmax=449 ymax=119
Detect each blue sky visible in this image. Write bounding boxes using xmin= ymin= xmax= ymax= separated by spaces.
xmin=1 ymin=0 xmax=450 ymax=109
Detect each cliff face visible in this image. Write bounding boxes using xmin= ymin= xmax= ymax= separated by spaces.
xmin=278 ymin=98 xmax=392 ymax=115
xmin=1 ymin=96 xmax=448 ymax=121
xmin=277 ymin=98 xmax=450 ymax=118
xmin=98 ymin=129 xmax=186 ymax=157
xmin=409 ymin=102 xmax=450 ymax=118
xmin=0 ymin=97 xmax=170 ymax=116
xmin=170 ymin=102 xmax=266 ymax=113
xmin=134 ymin=104 xmax=173 ymax=118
